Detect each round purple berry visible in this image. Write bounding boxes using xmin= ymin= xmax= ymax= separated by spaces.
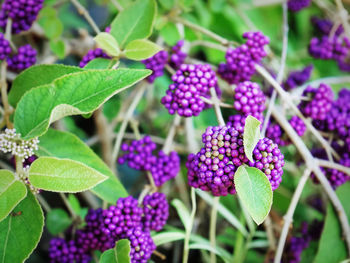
xmin=7 ymin=44 xmax=36 ymax=72
xmin=79 ymin=48 xmax=111 ymax=68
xmin=142 ymin=50 xmax=168 ymax=83
xmin=142 ymin=192 xmax=169 ymax=231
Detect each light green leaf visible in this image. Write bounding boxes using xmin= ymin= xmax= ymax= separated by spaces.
xmin=243 ymin=115 xmax=261 ymax=163
xmin=8 ymin=64 xmax=83 ymax=107
xmin=100 ymin=239 xmax=131 ymax=263
xmin=124 ymin=39 xmax=162 ymax=60
xmin=152 ymin=231 xmax=186 ymax=246
xmin=234 ymin=166 xmax=272 ymax=225
xmin=195 ymin=189 xmax=248 ymax=236
xmin=46 ymin=208 xmax=72 ymax=235
xmin=38 ymin=7 xmax=63 ymax=40
xmin=0 ymin=191 xmax=44 ymax=263
xmin=50 ymin=40 xmax=65 ymax=59
xmin=28 ymin=157 xmax=108 ymax=193
xmin=159 ymin=22 xmax=181 ymax=46
xmin=110 ymin=0 xmax=157 ymax=48
xmin=14 ymin=68 xmax=151 ymax=140
xmin=0 ymin=170 xmax=27 ymax=222
xmin=37 ymin=129 xmax=128 ymax=203
xmin=189 ymin=243 xmax=230 ymax=263
xmin=84 ymin=58 xmax=114 ymax=69
xmin=171 ymin=199 xmax=190 ymax=231
xmin=94 ymin=32 xmax=120 ymax=57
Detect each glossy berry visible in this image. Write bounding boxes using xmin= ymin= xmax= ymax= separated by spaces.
xmin=298 ymin=83 xmax=334 ymax=120
xmin=0 ymin=0 xmax=44 ymax=34
xmin=0 ymin=33 xmax=11 ymax=60
xmin=49 ymin=238 xmax=91 ymax=263
xmin=266 ymin=122 xmax=287 ymax=147
xmin=287 ymin=0 xmax=311 ymax=12
xmin=79 ymin=48 xmax=110 ymax=68
xmin=142 ymin=192 xmax=169 ymax=231
xmin=161 ymin=64 xmax=217 ymax=117
xmin=118 ymin=136 xmax=180 ymax=187
xmin=283 ymin=65 xmax=313 ymax=90
xmin=102 ymin=196 xmax=143 ymax=237
xmin=290 ymin=116 xmax=306 ymax=136
xmin=142 ymin=50 xmax=168 ymax=83
xmin=169 ymin=40 xmax=187 ymax=69
xmin=309 ymin=36 xmax=349 ymax=60
xmin=233 ymin=81 xmax=266 ymax=122
xmin=7 ymin=44 xmax=36 ymax=72
xmin=226 ymin=114 xmax=246 ymax=133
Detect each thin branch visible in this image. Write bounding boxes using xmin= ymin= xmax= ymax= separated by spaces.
xmin=190 ymin=40 xmax=227 ymax=52
xmin=70 ymin=0 xmax=101 ymax=34
xmin=37 ymin=194 xmax=52 ymax=213
xmin=162 ymin=114 xmax=181 ymax=154
xmin=271 ymin=106 xmax=350 ymax=254
xmin=274 ymin=169 xmax=311 ymax=263
xmin=210 ymin=88 xmax=225 ymax=126
xmin=110 ymin=0 xmax=123 ymax=11
xmin=317 ymin=159 xmax=350 ymax=176
xmin=210 ymin=196 xmax=219 ymax=263
xmin=200 ymin=96 xmax=234 ymax=109
xmin=59 ymin=193 xmax=77 ymax=219
xmin=334 ymin=0 xmax=350 ymax=39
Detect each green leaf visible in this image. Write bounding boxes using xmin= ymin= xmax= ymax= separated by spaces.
xmin=28 ymin=157 xmax=108 ymax=193
xmin=314 ymin=184 xmax=350 ymax=263
xmin=189 ymin=243 xmax=230 ymax=263
xmin=100 ymin=239 xmax=131 ymax=263
xmin=171 ymin=199 xmax=190 ymax=231
xmin=234 ymin=166 xmax=272 ymax=225
xmin=14 ymin=68 xmax=151 ymax=140
xmin=94 ymin=32 xmax=120 ymax=57
xmin=159 ymin=22 xmax=181 ymax=46
xmin=50 ymin=40 xmax=65 ymax=59
xmin=0 ymin=170 xmax=27 ymax=222
xmin=124 ymin=39 xmax=162 ymax=60
xmin=110 ymin=0 xmax=157 ymax=48
xmin=84 ymin=58 xmax=114 ymax=69
xmin=243 ymin=115 xmax=261 ymax=163
xmin=68 ymin=194 xmax=81 ymax=215
xmin=0 ymin=191 xmax=44 ymax=262
xmin=38 ymin=7 xmax=63 ymax=40
xmin=46 ymin=208 xmax=72 ymax=235
xmin=152 ymin=231 xmax=186 ymax=246
xmin=8 ymin=64 xmax=83 ymax=107
xmin=37 ymin=129 xmax=128 ymax=203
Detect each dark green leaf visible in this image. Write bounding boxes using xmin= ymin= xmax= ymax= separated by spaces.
xmin=243 ymin=115 xmax=261 ymax=163
xmin=0 ymin=191 xmax=44 ymax=262
xmin=110 ymin=0 xmax=157 ymax=48
xmin=0 ymin=170 xmax=27 ymax=222
xmin=14 ymin=68 xmax=151 ymax=139
xmin=234 ymin=166 xmax=272 ymax=225
xmin=46 ymin=208 xmax=72 ymax=235
xmin=8 ymin=64 xmax=83 ymax=107
xmin=37 ymin=129 xmax=128 ymax=203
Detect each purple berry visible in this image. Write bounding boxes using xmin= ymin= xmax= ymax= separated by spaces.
xmin=7 ymin=44 xmax=36 ymax=72
xmin=142 ymin=50 xmax=168 ymax=83
xmin=142 ymin=192 xmax=169 ymax=231
xmin=49 ymin=238 xmax=91 ymax=263
xmin=169 ymin=40 xmax=187 ymax=69
xmin=283 ymin=65 xmax=313 ymax=91
xmin=79 ymin=48 xmax=111 ymax=68
xmin=287 ymin=0 xmax=311 ymax=12
xmin=0 ymin=33 xmax=11 ymax=60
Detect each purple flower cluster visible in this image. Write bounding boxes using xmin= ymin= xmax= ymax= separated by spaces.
xmin=0 ymin=33 xmax=11 ymax=60
xmin=142 ymin=50 xmax=169 ymax=83
xmin=118 ymin=136 xmax=180 ymax=187
xmin=161 ymin=64 xmax=217 ymax=117
xmin=218 ymin=31 xmax=269 ymax=84
xmin=0 ymin=0 xmax=44 ymax=34
xmin=49 ymin=238 xmax=91 ymax=263
xmin=142 ymin=192 xmax=169 ymax=231
xmin=298 ymin=83 xmax=333 ymax=120
xmin=7 ymin=44 xmax=36 ymax=72
xmin=187 ymin=125 xmax=284 ymax=196
xmin=283 ymin=65 xmax=313 ymax=90
xmin=169 ymin=40 xmax=187 ymax=69
xmin=79 ymin=48 xmax=111 ymax=68
xmin=233 ymin=81 xmax=266 ymax=122
xmin=287 ymin=0 xmax=311 ymax=12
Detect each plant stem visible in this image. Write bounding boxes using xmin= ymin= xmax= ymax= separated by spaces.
xmin=37 ymin=194 xmax=52 ymax=213
xmin=210 ymin=88 xmax=225 ymax=126
xmin=182 ymin=188 xmax=197 ymax=263
xmin=210 ymin=196 xmax=219 ymax=263
xmin=316 ymin=159 xmax=350 ymax=176
xmin=232 ymin=213 xmax=245 ymax=263
xmin=59 ymin=193 xmax=77 ymax=219
xmin=162 ymin=114 xmax=182 ymax=154
xmin=70 ymin=0 xmax=101 ymax=35
xmin=274 ymin=169 xmax=311 ymax=263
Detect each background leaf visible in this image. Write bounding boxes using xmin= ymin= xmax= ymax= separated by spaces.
xmin=46 ymin=208 xmax=72 ymax=235
xmin=234 ymin=166 xmax=272 ymax=225
xmin=14 ymin=68 xmax=151 ymax=139
xmin=110 ymin=0 xmax=157 ymax=47
xmin=152 ymin=231 xmax=186 ymax=246
xmin=8 ymin=64 xmax=83 ymax=107
xmin=171 ymin=199 xmax=191 ymax=231
xmin=49 ymin=40 xmax=65 ymax=59
xmin=37 ymin=129 xmax=128 ymax=203
xmin=28 ymin=157 xmax=107 ymax=193
xmin=0 ymin=191 xmax=44 ymax=263
xmin=94 ymin=32 xmax=120 ymax=57
xmin=0 ymin=170 xmax=27 ymax=222
xmin=124 ymin=39 xmax=162 ymax=60
xmin=243 ymin=116 xmax=261 ymax=163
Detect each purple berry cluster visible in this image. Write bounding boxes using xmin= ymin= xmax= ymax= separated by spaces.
xmin=142 ymin=50 xmax=169 ymax=83
xmin=187 ymin=125 xmax=285 ymax=196
xmin=290 ymin=116 xmax=307 ymax=136
xmin=283 ymin=65 xmax=313 ymax=90
xmin=233 ymin=81 xmax=266 ymax=122
xmin=226 ymin=114 xmax=246 ymax=133
xmin=0 ymin=0 xmax=44 ymax=34
xmin=311 ymin=17 xmax=343 ymax=36
xmin=298 ymin=83 xmax=334 ymax=120
xmin=79 ymin=48 xmax=111 ymax=68
xmin=169 ymin=40 xmax=187 ymax=69
xmin=142 ymin=192 xmax=168 ymax=231
xmin=7 ymin=44 xmax=36 ymax=72
xmin=49 ymin=238 xmax=91 ymax=263
xmin=118 ymin=136 xmax=180 ymax=187
xmin=161 ymin=64 xmax=217 ymax=117
xmin=287 ymin=0 xmax=311 ymax=12
xmin=0 ymin=33 xmax=11 ymax=60
xmin=218 ymin=31 xmax=269 ymax=84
